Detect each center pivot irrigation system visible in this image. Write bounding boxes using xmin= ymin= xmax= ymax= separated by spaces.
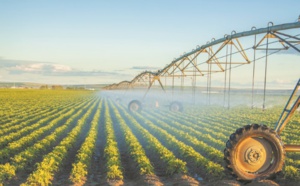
xmin=104 ymin=19 xmax=300 ymax=180
xmin=104 ymin=20 xmax=300 ymax=112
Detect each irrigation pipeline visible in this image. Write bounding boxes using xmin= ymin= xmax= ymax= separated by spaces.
xmin=171 ymin=21 xmax=300 ymax=63
xmin=104 ymin=20 xmax=300 ymax=109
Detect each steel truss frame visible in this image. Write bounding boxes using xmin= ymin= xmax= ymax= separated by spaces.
xmin=103 ymin=21 xmax=300 ymax=106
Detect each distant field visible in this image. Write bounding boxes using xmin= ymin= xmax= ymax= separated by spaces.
xmin=0 ymin=89 xmax=299 ymax=186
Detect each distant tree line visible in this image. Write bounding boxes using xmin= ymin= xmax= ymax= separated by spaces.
xmin=40 ymin=85 xmax=64 ymax=90
xmin=66 ymin=87 xmax=86 ymax=90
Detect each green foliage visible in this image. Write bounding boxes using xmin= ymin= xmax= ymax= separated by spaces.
xmin=69 ymin=100 xmax=103 ymax=185
xmin=0 ymin=163 xmax=15 ymax=183
xmin=103 ymin=101 xmax=123 ymax=180
xmin=284 ymin=166 xmax=300 ymax=180
xmin=116 ymin=102 xmax=188 ymax=175
xmin=0 ymin=90 xmax=299 ymax=184
xmin=109 ymin=100 xmax=155 ymax=176
xmin=70 ymin=162 xmax=88 ymax=185
xmin=22 ymin=99 xmax=99 ymax=185
xmin=132 ymin=109 xmax=225 ymax=179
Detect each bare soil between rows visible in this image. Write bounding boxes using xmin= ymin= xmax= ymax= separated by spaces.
xmin=55 ymin=176 xmax=299 ymax=186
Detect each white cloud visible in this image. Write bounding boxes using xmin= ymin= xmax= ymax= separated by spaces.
xmin=131 ymin=66 xmax=160 ymax=70
xmin=0 ymin=57 xmax=133 ymax=84
xmin=53 ymin=64 xmax=73 ymax=72
xmin=13 ymin=63 xmax=73 ymax=73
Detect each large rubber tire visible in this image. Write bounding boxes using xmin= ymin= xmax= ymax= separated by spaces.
xmin=224 ymin=124 xmax=285 ymax=181
xmin=169 ymin=101 xmax=183 ymax=112
xmin=128 ymin=100 xmax=142 ymax=112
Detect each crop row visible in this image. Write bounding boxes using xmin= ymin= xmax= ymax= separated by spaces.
xmin=1 ymin=90 xmax=299 ymax=185
xmin=0 ymin=97 xmax=97 ymax=184
xmin=102 ymin=100 xmax=123 ymax=180
xmin=0 ymin=98 xmax=83 ymax=134
xmin=0 ymin=90 xmax=92 ymax=125
xmin=69 ymin=99 xmax=103 ymax=185
xmin=115 ymin=102 xmax=188 ymax=175
xmin=150 ymin=109 xmax=225 ymax=149
xmin=143 ymin=109 xmax=224 ymax=164
xmin=0 ymin=96 xmax=95 ymax=155
xmin=108 ymin=100 xmax=155 ymax=176
xmin=129 ymin=108 xmax=224 ymax=178
xmin=21 ymin=98 xmax=99 ymax=185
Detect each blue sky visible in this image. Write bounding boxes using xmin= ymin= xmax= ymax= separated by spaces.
xmin=0 ymin=0 xmax=299 ymax=87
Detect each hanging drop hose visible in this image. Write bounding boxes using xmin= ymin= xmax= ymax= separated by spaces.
xmin=223 ymin=36 xmax=229 ymax=107
xmin=172 ymin=65 xmax=174 ymax=100
xmin=252 ymin=26 xmax=257 ymax=109
xmin=263 ymin=22 xmax=273 ymax=110
xmin=228 ymin=30 xmax=236 ymax=109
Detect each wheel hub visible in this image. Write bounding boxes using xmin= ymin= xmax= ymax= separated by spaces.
xmin=236 ymin=137 xmax=273 ymax=173
xmin=171 ymin=105 xmax=179 ymax=111
xmin=245 ymin=147 xmax=263 ymax=164
xmin=130 ymin=103 xmax=138 ymax=111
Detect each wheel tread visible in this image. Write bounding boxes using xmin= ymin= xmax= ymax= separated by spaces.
xmin=223 ymin=124 xmax=285 ymax=181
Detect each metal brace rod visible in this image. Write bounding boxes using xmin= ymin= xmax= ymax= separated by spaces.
xmin=173 ymin=22 xmax=300 ymax=63
xmin=271 ymin=32 xmax=300 ymax=53
xmin=275 ymin=79 xmax=300 ymax=134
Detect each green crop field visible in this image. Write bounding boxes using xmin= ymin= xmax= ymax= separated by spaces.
xmin=0 ymin=89 xmax=299 ymax=186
